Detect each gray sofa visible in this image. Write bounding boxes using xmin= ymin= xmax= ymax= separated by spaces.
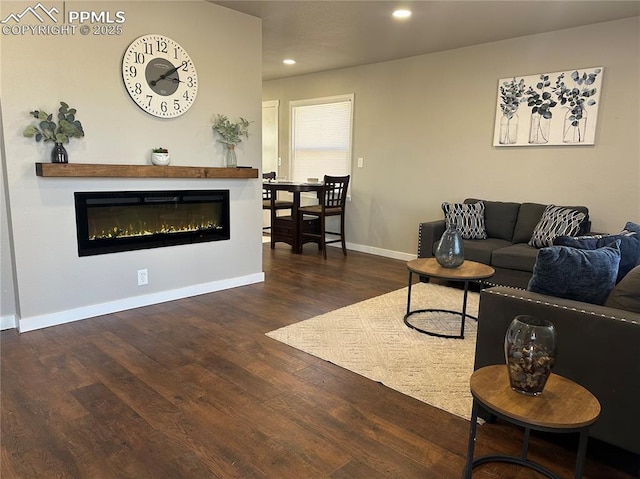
xmin=475 ymin=282 xmax=640 ymax=457
xmin=417 ymin=199 xmax=591 ymax=289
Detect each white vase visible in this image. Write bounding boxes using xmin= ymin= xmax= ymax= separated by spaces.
xmin=225 ymin=144 xmax=237 ymax=168
xmin=151 ymin=152 xmax=170 ymax=166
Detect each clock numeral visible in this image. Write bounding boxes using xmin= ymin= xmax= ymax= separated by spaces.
xmin=134 ymin=82 xmax=143 ymax=95
xmin=187 ymin=76 xmax=195 ymax=88
xmin=156 ymin=40 xmax=168 ymax=54
xmin=143 ymin=42 xmax=153 ymax=55
xmin=134 ymin=52 xmax=145 ymax=64
xmin=182 ymin=91 xmax=190 ymax=101
xmin=173 ymin=47 xmax=179 ymax=60
xmin=145 ymin=95 xmax=153 ymax=107
xmin=180 ymin=61 xmax=189 ymax=72
xmin=127 ymin=66 xmax=137 ymax=78
xmin=173 ymin=99 xmax=181 ymax=111
xmin=160 ymin=101 xmax=168 ymax=113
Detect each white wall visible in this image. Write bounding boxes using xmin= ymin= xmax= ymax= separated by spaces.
xmin=1 ymin=100 xmax=18 ymax=328
xmin=1 ymin=1 xmax=263 ymax=331
xmin=264 ymin=17 xmax=640 ymax=256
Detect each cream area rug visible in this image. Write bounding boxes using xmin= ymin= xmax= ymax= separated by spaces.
xmin=266 ymin=282 xmax=480 ymax=421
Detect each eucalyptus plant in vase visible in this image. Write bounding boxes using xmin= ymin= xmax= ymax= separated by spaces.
xmin=525 ymin=74 xmax=557 ymax=144
xmin=23 ymin=101 xmax=85 ymax=163
xmin=211 ymin=114 xmax=251 ymax=167
xmin=554 ymin=68 xmax=601 ymax=143
xmin=498 ymin=78 xmax=525 ymax=144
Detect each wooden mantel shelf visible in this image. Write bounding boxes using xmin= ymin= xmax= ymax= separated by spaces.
xmin=35 ymin=163 xmax=259 ymax=179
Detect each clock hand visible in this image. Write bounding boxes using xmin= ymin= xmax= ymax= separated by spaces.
xmin=150 ymin=61 xmax=188 ymax=86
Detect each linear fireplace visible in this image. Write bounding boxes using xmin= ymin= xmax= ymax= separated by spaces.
xmin=74 ymin=190 xmax=230 ymax=256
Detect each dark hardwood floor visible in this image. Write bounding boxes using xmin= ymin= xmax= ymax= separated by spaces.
xmin=1 ymin=243 xmax=636 ymax=478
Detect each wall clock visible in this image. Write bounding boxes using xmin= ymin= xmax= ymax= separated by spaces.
xmin=122 ymin=34 xmax=198 ymax=118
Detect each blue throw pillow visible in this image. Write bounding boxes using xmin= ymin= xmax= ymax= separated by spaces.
xmin=624 ymin=221 xmax=640 ymax=233
xmin=528 ymin=242 xmax=621 ymax=305
xmin=555 ymin=226 xmax=640 ymax=283
xmin=554 ymin=235 xmax=601 ymax=249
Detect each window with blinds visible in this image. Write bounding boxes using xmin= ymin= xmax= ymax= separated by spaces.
xmin=290 ymin=94 xmax=353 ymax=185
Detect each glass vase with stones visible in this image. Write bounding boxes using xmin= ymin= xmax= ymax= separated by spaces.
xmin=435 ymin=222 xmax=464 ymax=268
xmin=504 ymin=315 xmax=557 ymax=396
xmin=51 ymin=142 xmax=68 ymax=163
xmin=225 ymin=144 xmax=237 ymax=168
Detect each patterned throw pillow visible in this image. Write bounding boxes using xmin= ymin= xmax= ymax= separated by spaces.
xmin=528 ymin=205 xmax=586 ymax=248
xmin=441 ymin=201 xmax=487 ymax=240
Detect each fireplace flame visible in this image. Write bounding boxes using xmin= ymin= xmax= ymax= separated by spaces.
xmin=90 ymin=221 xmax=222 ymax=240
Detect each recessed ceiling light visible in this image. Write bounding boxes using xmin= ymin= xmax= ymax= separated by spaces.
xmin=283 ymin=59 xmax=296 ymax=65
xmin=392 ymin=9 xmax=412 ymax=19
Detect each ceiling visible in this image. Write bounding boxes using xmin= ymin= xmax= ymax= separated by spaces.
xmin=211 ymin=1 xmax=640 ymax=81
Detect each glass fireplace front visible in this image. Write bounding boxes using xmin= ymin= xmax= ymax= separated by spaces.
xmin=74 ymin=190 xmax=230 ymax=256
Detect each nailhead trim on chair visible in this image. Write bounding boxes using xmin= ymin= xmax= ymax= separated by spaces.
xmin=483 ymin=280 xmax=525 ymax=290
xmin=485 ymin=288 xmax=639 ymax=325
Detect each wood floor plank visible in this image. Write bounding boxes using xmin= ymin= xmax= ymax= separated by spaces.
xmin=1 ymin=244 xmax=636 ymax=478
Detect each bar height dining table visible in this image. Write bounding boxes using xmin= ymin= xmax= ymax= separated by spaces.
xmin=263 ymin=181 xmax=324 ymax=253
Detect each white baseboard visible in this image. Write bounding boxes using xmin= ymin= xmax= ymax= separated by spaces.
xmin=344 ymin=241 xmax=416 ymax=262
xmin=12 ymin=244 xmax=413 ymax=333
xmin=1 ymin=314 xmax=17 ymax=330
xmin=17 ymin=272 xmax=265 ymax=333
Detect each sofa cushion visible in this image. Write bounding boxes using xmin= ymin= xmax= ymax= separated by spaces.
xmin=441 ymin=201 xmax=487 ymax=240
xmin=528 ymin=205 xmax=587 ymax=248
xmin=465 ymin=198 xmax=520 ymax=241
xmin=512 ymin=203 xmax=548 ymax=244
xmin=605 ymin=265 xmax=640 ymax=313
xmin=491 ymin=243 xmax=540 ymax=272
xmin=512 ymin=203 xmax=589 ymax=244
xmin=555 ymin=226 xmax=640 ymax=283
xmin=461 ymin=238 xmax=512 ymax=265
xmin=527 ymin=242 xmax=621 ymax=305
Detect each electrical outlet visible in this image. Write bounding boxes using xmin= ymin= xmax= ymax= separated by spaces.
xmin=137 ymin=269 xmax=148 ymax=286
xmin=357 ymin=157 xmax=364 ymax=168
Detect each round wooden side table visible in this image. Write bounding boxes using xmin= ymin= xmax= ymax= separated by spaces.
xmin=462 ymin=364 xmax=601 ymax=479
xmin=404 ymin=258 xmax=494 ymax=339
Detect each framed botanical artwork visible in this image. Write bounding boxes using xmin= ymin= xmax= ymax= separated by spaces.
xmin=493 ymin=67 xmax=603 ymax=146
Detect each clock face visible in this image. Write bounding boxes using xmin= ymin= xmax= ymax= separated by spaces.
xmin=122 ymin=34 xmax=198 ymax=118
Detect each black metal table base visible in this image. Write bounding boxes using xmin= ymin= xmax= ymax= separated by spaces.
xmin=469 ymin=454 xmax=560 ymax=479
xmin=405 ymin=270 xmax=478 ymax=339
xmin=403 ymin=309 xmax=477 ymax=339
xmin=462 ymin=400 xmax=591 ymax=479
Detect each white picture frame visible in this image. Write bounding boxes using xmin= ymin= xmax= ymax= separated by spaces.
xmin=493 ymin=67 xmax=604 ymax=147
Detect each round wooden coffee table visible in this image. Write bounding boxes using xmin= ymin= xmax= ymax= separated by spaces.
xmin=462 ymin=365 xmax=601 ymax=479
xmin=404 ymin=258 xmax=494 ymax=339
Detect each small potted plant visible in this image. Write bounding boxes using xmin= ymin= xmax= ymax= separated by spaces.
xmin=23 ymin=101 xmax=84 ymax=163
xmin=211 ymin=114 xmax=251 ymax=167
xmin=151 ymin=147 xmax=170 ymax=166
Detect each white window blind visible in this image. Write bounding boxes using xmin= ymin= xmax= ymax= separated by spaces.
xmin=290 ymin=95 xmax=353 ymax=184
